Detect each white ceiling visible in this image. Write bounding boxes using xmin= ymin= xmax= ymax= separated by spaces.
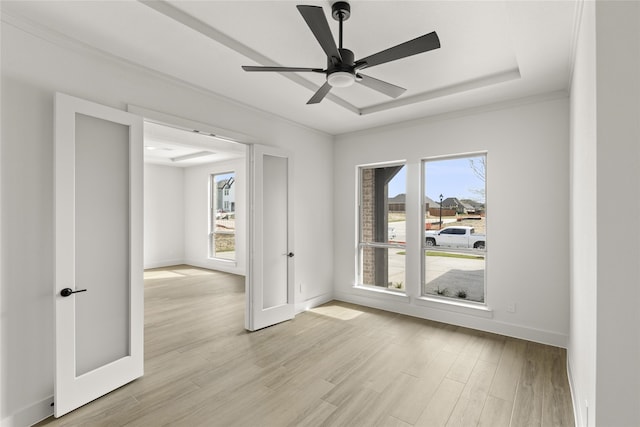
xmin=2 ymin=0 xmax=579 ymax=135
xmin=144 ymin=122 xmax=246 ymax=167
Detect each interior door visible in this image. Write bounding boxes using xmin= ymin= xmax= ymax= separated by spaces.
xmin=54 ymin=93 xmax=143 ymax=417
xmin=246 ymin=144 xmax=294 ymax=331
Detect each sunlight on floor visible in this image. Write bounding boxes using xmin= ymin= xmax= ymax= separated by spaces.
xmin=310 ymin=304 xmax=364 ymax=320
xmin=143 ymin=270 xmax=184 ymax=280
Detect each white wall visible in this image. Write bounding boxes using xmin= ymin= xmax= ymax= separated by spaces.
xmin=0 ymin=20 xmax=333 ymax=425
xmin=569 ymin=2 xmax=640 ymax=426
xmin=144 ymin=164 xmax=185 ymax=269
xmin=144 ymin=157 xmax=246 ymax=275
xmin=592 ymin=1 xmax=640 ymax=425
xmin=184 ymin=158 xmax=246 ymax=276
xmin=568 ymin=1 xmax=597 ymax=425
xmin=334 ymin=96 xmax=570 ymax=346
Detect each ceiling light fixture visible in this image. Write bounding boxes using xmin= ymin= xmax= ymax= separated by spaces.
xmin=170 ymin=151 xmax=215 ymax=162
xmin=327 ymin=71 xmax=355 ymax=88
xmin=145 ymin=145 xmax=173 ymax=151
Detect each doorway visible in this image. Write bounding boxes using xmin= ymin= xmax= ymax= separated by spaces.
xmin=142 ymin=121 xmax=247 ymax=276
xmin=53 ymin=93 xmax=295 ymax=417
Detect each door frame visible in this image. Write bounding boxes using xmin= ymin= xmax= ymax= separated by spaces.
xmin=127 ymin=106 xmax=295 ymax=331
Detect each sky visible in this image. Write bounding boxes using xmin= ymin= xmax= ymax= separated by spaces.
xmin=388 ymin=156 xmax=485 ymax=203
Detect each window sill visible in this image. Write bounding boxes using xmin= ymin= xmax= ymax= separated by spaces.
xmin=414 ymin=296 xmax=493 ymax=318
xmin=352 ymin=285 xmax=411 ymax=303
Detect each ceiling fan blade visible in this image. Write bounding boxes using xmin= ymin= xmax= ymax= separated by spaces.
xmin=356 ymin=74 xmax=406 ymax=98
xmin=307 ymin=82 xmax=332 ymax=104
xmin=297 ymin=5 xmax=342 ymax=62
xmin=242 ymin=66 xmax=324 ymax=73
xmin=355 ymin=31 xmax=440 ymax=70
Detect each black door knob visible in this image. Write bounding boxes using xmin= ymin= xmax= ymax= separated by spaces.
xmin=287 ymin=252 xmax=295 ymax=258
xmin=60 ymin=288 xmax=87 ymax=297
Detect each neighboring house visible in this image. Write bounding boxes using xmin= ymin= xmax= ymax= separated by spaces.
xmin=425 ymin=196 xmax=441 ymax=211
xmin=441 ymin=197 xmax=484 ymax=215
xmin=460 ymin=199 xmax=485 ymax=214
xmin=389 ymin=194 xmax=442 ymax=213
xmin=440 ymin=197 xmax=468 ymax=214
xmin=217 ymin=177 xmax=235 ymax=213
xmin=388 ymin=193 xmax=405 ymax=212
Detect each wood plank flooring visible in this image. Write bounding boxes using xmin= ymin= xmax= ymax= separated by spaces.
xmin=36 ymin=265 xmax=574 ymax=426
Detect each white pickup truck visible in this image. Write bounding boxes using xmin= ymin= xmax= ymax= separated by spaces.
xmin=425 ymin=226 xmax=486 ymax=249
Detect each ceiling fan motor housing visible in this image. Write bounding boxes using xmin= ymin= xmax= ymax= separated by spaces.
xmin=327 ymin=48 xmax=355 ymax=87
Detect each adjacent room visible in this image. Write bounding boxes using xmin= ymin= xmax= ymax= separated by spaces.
xmin=1 ymin=1 xmax=639 ymax=426
xmin=142 ymin=121 xmax=247 ymax=277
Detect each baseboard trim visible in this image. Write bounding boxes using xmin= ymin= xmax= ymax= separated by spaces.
xmin=183 ymin=259 xmax=245 ymax=276
xmin=566 ymin=359 xmax=582 ymax=426
xmin=334 ymin=290 xmax=568 ymax=348
xmin=143 ymin=259 xmax=185 ymax=270
xmin=1 ymin=395 xmax=53 ymax=427
xmin=295 ymin=292 xmax=333 ymax=313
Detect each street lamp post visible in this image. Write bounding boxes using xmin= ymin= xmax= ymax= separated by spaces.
xmin=439 ymin=194 xmax=443 ymax=230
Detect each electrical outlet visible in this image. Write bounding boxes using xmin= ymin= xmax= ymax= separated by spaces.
xmin=507 ymin=302 xmax=516 ymax=313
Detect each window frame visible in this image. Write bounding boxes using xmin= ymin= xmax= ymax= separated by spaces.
xmin=356 ymin=161 xmax=407 ymax=293
xmin=209 ymin=171 xmax=236 ymax=262
xmin=420 ymin=152 xmax=488 ymax=306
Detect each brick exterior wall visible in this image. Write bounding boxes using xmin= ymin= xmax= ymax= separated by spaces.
xmin=361 ymin=169 xmax=375 ymax=285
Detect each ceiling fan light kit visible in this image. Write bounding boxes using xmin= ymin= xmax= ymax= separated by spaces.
xmin=327 ymin=71 xmax=355 ymax=88
xmin=242 ymin=1 xmax=440 ymax=105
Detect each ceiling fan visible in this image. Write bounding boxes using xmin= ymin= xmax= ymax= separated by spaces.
xmin=241 ymin=1 xmax=440 ymax=105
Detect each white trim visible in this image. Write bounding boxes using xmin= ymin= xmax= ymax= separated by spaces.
xmin=567 ymin=0 xmax=586 ymax=92
xmin=414 ymin=296 xmax=493 ymax=319
xmin=184 ymin=259 xmax=243 ymax=277
xmin=143 ymin=259 xmax=186 ymax=270
xmin=352 ymin=285 xmax=411 ymax=303
xmin=566 ymin=359 xmax=582 ymax=427
xmin=295 ymin=292 xmax=334 ymax=313
xmin=336 ymin=90 xmax=569 ymax=139
xmin=127 ymin=105 xmax=255 ymax=145
xmin=334 ymin=290 xmax=568 ymax=348
xmin=0 ymin=396 xmax=53 ymax=427
xmin=421 ymin=152 xmax=489 ymax=310
xmin=361 ymin=68 xmax=521 ymax=115
xmin=0 ymin=10 xmax=332 ymax=139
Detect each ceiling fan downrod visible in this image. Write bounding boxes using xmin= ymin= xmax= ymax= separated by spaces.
xmin=331 ymin=1 xmax=350 ymax=50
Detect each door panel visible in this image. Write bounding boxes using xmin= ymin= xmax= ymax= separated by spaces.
xmin=74 ymin=114 xmax=131 ymax=376
xmin=262 ymin=154 xmax=289 ymax=309
xmin=247 ymin=145 xmax=294 ymax=331
xmin=54 ymin=93 xmax=143 ymax=417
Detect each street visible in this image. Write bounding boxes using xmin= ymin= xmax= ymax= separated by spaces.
xmin=386 ymin=220 xmax=485 ymax=302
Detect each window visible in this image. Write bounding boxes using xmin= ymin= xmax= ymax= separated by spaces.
xmin=423 ymin=154 xmax=486 ymax=303
xmin=209 ymin=172 xmax=236 ymax=261
xmin=358 ymin=163 xmax=406 ymax=291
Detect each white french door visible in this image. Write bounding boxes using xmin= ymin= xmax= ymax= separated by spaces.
xmin=246 ymin=144 xmax=295 ymax=331
xmin=54 ymin=93 xmax=143 ymax=417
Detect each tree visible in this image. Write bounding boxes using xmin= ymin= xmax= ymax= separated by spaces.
xmin=469 ymin=157 xmax=486 ymax=200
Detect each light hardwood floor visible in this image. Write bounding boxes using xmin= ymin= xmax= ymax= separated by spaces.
xmin=37 ymin=265 xmax=574 ymax=426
